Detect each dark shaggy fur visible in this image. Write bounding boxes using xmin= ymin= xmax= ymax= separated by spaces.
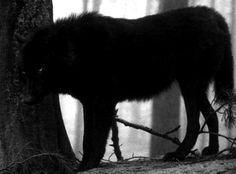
xmin=19 ymin=6 xmax=234 ymax=171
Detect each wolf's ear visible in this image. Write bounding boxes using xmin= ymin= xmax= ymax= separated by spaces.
xmin=14 ymin=33 xmax=26 ymax=44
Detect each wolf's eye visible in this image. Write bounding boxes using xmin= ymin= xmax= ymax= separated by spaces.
xmin=38 ymin=68 xmax=43 ymax=73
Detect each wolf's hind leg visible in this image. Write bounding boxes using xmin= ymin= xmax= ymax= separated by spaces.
xmin=164 ymin=83 xmax=200 ymax=161
xmin=199 ymin=93 xmax=219 ymax=156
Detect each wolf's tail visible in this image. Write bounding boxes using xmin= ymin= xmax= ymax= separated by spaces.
xmin=214 ymin=28 xmax=235 ymax=127
xmin=214 ymin=10 xmax=234 ymax=104
xmin=214 ymin=35 xmax=234 ymax=104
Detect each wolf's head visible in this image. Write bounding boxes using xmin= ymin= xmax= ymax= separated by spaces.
xmin=18 ymin=29 xmax=56 ymax=105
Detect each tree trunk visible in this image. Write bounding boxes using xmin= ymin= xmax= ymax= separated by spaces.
xmin=92 ymin=0 xmax=102 ymax=12
xmin=0 ymin=0 xmax=76 ymax=173
xmin=83 ymin=0 xmax=89 ymax=12
xmin=159 ymin=0 xmax=188 ymax=12
xmin=150 ymin=0 xmax=188 ymax=157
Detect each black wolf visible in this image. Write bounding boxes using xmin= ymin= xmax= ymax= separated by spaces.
xmin=19 ymin=6 xmax=234 ymax=171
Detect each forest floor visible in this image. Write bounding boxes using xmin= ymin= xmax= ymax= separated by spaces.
xmin=80 ymin=156 xmax=236 ymax=174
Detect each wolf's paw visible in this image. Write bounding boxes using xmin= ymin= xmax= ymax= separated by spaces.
xmin=202 ymin=146 xmax=218 ymax=156
xmin=77 ymin=160 xmax=99 ymax=172
xmin=163 ymin=152 xmax=185 ymax=161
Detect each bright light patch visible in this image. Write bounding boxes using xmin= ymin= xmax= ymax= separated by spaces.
xmin=53 ymin=0 xmax=83 ymax=20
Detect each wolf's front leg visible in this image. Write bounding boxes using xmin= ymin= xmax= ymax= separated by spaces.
xmin=78 ymin=101 xmax=114 ymax=171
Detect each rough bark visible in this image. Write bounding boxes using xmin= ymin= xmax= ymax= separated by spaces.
xmin=0 ymin=0 xmax=76 ymax=173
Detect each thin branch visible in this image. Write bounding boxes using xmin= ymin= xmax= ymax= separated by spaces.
xmin=164 ymin=125 xmax=181 ymax=135
xmin=123 ymin=156 xmax=150 ymax=161
xmin=199 ymin=131 xmax=236 ymax=144
xmin=108 ymin=152 xmax=115 ymax=161
xmin=231 ymin=138 xmax=236 ymax=148
xmin=111 ymin=115 xmax=124 ymax=161
xmin=115 ymin=116 xmax=181 ymax=145
xmin=200 ymin=102 xmax=228 ymax=132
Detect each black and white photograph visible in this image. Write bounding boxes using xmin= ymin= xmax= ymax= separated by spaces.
xmin=0 ymin=0 xmax=236 ymax=173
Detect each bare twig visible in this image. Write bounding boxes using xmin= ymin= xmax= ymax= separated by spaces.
xmin=111 ymin=114 xmax=124 ymax=161
xmin=164 ymin=125 xmax=181 ymax=135
xmin=124 ymin=156 xmax=149 ymax=161
xmin=115 ymin=116 xmax=181 ymax=145
xmin=199 ymin=131 xmax=236 ymax=144
xmin=231 ymin=138 xmax=236 ymax=148
xmin=108 ymin=152 xmax=115 ymax=161
xmin=200 ymin=102 xmax=228 ymax=132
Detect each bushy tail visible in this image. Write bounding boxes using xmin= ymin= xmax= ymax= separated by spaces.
xmin=214 ymin=33 xmax=235 ymax=127
xmin=214 ymin=11 xmax=234 ymax=104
